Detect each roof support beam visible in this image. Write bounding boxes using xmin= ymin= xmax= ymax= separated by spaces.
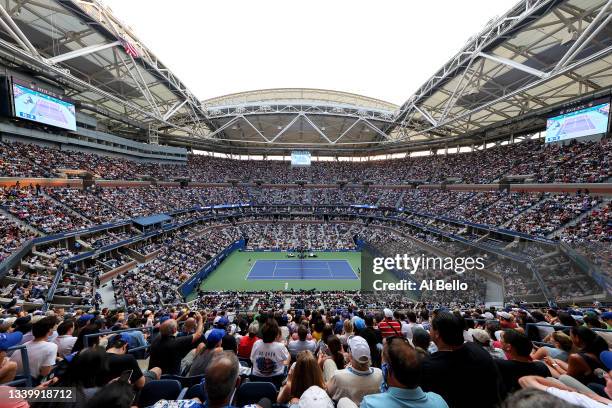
xmin=163 ymin=99 xmax=188 ymax=121
xmin=270 ymin=114 xmax=301 ymax=143
xmin=302 ymin=114 xmax=333 ymax=144
xmin=477 ymin=52 xmax=548 ymax=78
xmin=239 ymin=115 xmax=271 ymax=143
xmin=48 ymin=41 xmax=120 ymax=64
xmin=333 ymin=118 xmax=361 ymax=144
xmin=0 ymin=4 xmax=41 ymax=59
xmin=362 ymin=118 xmax=391 ymax=141
xmin=413 ymin=105 xmax=438 ymax=126
xmin=553 ymin=0 xmax=612 ymax=72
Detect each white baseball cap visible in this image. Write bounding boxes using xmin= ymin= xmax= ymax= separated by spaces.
xmin=299 ymin=386 xmax=334 ymax=408
xmin=348 ymin=336 xmax=371 ymax=363
xmin=497 ymin=311 xmax=512 ymax=320
xmin=383 ymin=308 xmax=394 ymax=318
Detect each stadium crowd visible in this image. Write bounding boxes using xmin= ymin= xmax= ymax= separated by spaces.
xmin=0 ymin=137 xmax=609 ymax=184
xmin=0 ymin=301 xmax=610 ymax=408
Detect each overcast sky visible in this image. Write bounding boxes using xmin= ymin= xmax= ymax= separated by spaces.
xmin=102 ymin=0 xmax=518 ymax=105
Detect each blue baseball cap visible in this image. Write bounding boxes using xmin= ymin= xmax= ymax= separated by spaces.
xmin=353 ymin=317 xmax=366 ymax=331
xmin=108 ymin=333 xmax=132 ymax=348
xmin=601 ymin=351 xmax=612 ymax=371
xmin=0 ymin=332 xmax=22 ymax=351
xmin=601 ymin=312 xmax=612 ymax=320
xmin=77 ymin=314 xmax=95 ymax=324
xmin=216 ymin=317 xmax=230 ymax=327
xmin=158 ymin=315 xmax=171 ymax=324
xmin=206 ymin=328 xmax=226 ymax=349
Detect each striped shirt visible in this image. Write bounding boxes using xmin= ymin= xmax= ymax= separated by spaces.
xmin=378 ymin=319 xmax=402 ymax=338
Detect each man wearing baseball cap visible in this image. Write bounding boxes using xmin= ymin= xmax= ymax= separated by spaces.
xmin=103 ymin=333 xmax=160 ymax=389
xmin=379 ymin=309 xmax=402 ymax=339
xmin=357 ymin=336 xmax=449 ymax=408
xmin=327 ymin=336 xmax=383 ymax=405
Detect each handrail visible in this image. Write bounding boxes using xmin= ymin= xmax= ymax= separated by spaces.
xmin=83 ymin=326 xmax=153 ymax=353
xmin=525 ymin=323 xmax=612 ymax=333
xmin=4 ymin=344 xmax=32 ymax=387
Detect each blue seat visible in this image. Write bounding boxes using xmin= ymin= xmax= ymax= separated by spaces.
xmin=183 ymin=383 xmax=207 ymax=402
xmin=160 ymin=374 xmax=205 ymax=388
xmin=249 ymin=374 xmax=286 ymax=390
xmin=138 ymin=379 xmax=182 ymax=408
xmin=234 ymin=382 xmax=278 ymax=407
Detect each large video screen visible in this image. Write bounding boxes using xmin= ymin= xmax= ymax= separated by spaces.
xmin=291 ymin=151 xmax=311 ymax=166
xmin=545 ymin=101 xmax=610 ymax=143
xmin=12 ymin=83 xmax=76 ymax=131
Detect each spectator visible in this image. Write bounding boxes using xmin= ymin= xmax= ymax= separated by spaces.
xmin=351 ymin=336 xmax=448 ymax=408
xmin=148 ymin=312 xmax=203 ymax=375
xmin=277 ymin=350 xmax=325 ymax=404
xmin=104 ymin=333 xmax=160 ymax=389
xmin=54 ymin=319 xmax=77 ymax=358
xmin=237 ymin=322 xmax=260 ymax=359
xmin=421 ymin=312 xmax=503 ymax=408
xmin=11 ymin=316 xmax=58 ymax=380
xmin=412 ymin=328 xmax=435 ymax=355
xmin=379 ymin=309 xmax=402 ymax=339
xmin=501 ymin=387 xmax=578 ymax=408
xmin=189 ymin=328 xmax=225 ymax=376
xmin=288 ymin=325 xmax=316 ymax=360
xmin=471 ymin=328 xmax=506 ymax=360
xmin=327 ymin=336 xmax=382 ymax=405
xmin=531 ymin=331 xmax=573 ymax=362
xmin=204 ymin=352 xmax=246 ymax=408
xmin=0 ymin=331 xmax=21 ymax=383
xmin=495 ymin=329 xmax=551 ymax=393
xmin=518 ymin=376 xmax=612 ymax=407
xmin=545 ymin=326 xmax=609 ymax=388
xmin=250 ymin=319 xmax=290 ymax=378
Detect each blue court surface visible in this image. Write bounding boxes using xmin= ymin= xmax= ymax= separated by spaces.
xmin=246 ymin=259 xmax=358 ymax=280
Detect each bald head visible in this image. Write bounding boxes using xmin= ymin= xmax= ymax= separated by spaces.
xmin=160 ymin=319 xmax=178 ymax=336
xmin=184 ymin=318 xmax=196 ymax=332
xmin=205 ymin=351 xmax=239 ymax=406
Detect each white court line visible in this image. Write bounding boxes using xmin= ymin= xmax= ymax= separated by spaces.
xmin=245 ymin=260 xmax=257 ymax=280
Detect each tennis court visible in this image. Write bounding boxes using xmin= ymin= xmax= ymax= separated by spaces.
xmin=246 ymin=259 xmax=358 ymax=280
xmin=190 ymin=251 xmax=363 ymax=294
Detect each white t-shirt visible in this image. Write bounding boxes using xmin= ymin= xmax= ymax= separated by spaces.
xmin=54 ymin=335 xmax=77 ymax=358
xmin=546 ymin=387 xmax=612 ymax=408
xmin=11 ymin=340 xmax=58 ymax=377
xmin=250 ymin=340 xmax=289 ymax=377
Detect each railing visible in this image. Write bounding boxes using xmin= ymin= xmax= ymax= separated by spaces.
xmin=4 ymin=345 xmax=32 ymax=387
xmin=83 ymin=326 xmax=154 ymax=356
xmin=525 ymin=322 xmax=612 ymax=334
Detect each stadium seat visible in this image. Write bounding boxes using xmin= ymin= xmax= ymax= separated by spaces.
xmin=234 ymin=381 xmax=278 ymax=407
xmin=249 ymin=374 xmax=287 ymax=390
xmin=160 ymin=374 xmax=205 ymax=388
xmin=183 ymin=383 xmax=207 ymax=402
xmin=137 ymin=379 xmax=182 ymax=408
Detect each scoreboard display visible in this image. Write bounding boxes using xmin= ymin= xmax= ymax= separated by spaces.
xmin=545 ymin=98 xmax=610 ymax=143
xmin=10 ymin=78 xmax=76 ymax=131
xmin=291 ymin=151 xmax=311 ymax=166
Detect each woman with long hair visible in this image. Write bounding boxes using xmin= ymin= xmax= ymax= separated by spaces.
xmin=338 ymin=319 xmax=354 ymax=347
xmin=531 ymin=331 xmax=574 ymax=362
xmin=277 ymin=350 xmax=325 ymax=404
xmin=545 ymin=326 xmax=609 ymax=386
